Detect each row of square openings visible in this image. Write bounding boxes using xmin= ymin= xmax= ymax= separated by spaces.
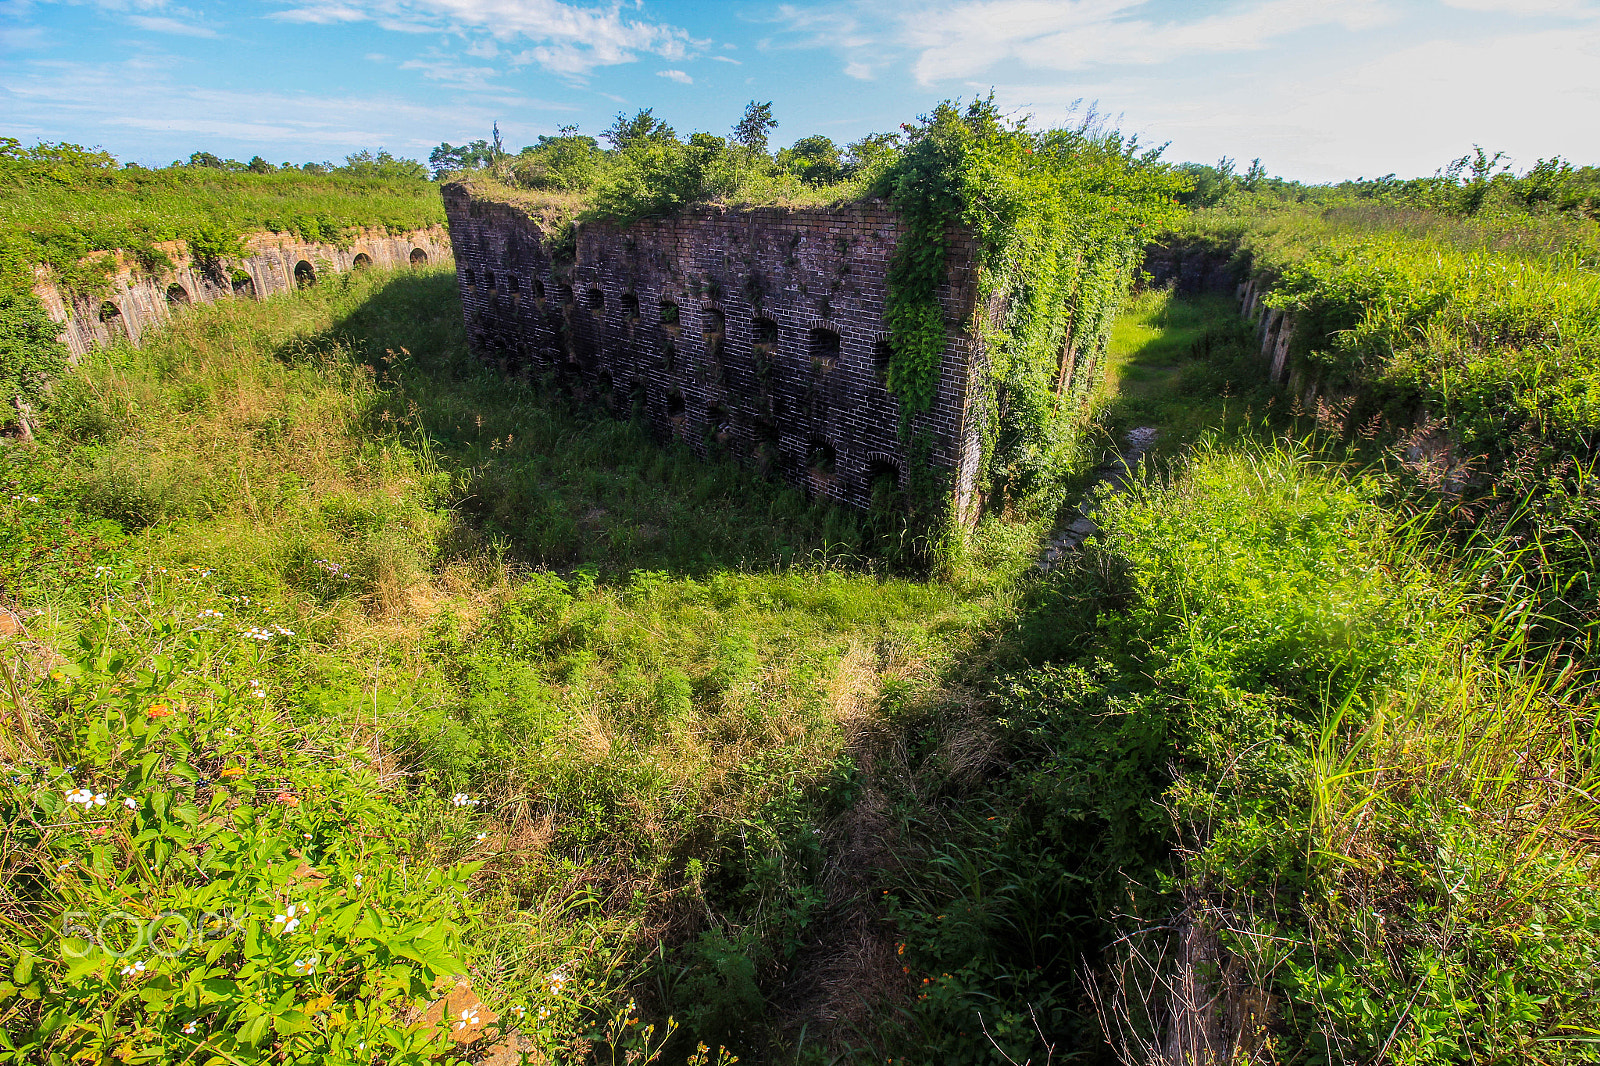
xmin=462 ymin=269 xmax=886 ymax=371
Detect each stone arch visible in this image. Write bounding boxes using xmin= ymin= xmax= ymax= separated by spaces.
xmin=294 ymin=260 xmax=316 ymax=288
xmin=810 ymin=327 xmax=841 ymax=371
xmin=667 ymin=391 xmax=686 ymax=418
xmin=752 ymin=316 xmax=779 ymax=348
xmin=351 ymin=252 xmax=373 ymax=270
xmin=865 ymin=454 xmax=902 ymax=491
xmin=98 ymin=300 xmax=126 ymax=340
xmin=807 ymin=438 xmax=838 ymax=475
xmin=620 ymin=292 xmax=640 ymax=323
xmin=409 ymin=248 xmax=428 ymax=267
xmin=706 ymin=402 xmax=733 ymax=451
xmin=506 ymin=274 xmax=520 ymax=295
xmin=532 ymin=278 xmax=547 ymax=301
xmin=463 ymin=267 xmax=477 ymax=289
xmin=485 ymin=270 xmax=497 ymax=290
xmin=586 ymin=287 xmax=605 ymax=314
xmin=166 ymin=283 xmax=191 ymax=307
xmin=232 ymin=272 xmax=256 ymax=299
xmin=659 ymin=299 xmax=680 ymax=332
xmin=702 ymin=307 xmax=725 ymax=334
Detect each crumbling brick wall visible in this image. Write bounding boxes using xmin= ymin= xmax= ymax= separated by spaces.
xmin=443 ymin=184 xmax=985 ymax=517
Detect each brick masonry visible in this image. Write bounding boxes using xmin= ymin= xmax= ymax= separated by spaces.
xmin=443 ymin=183 xmax=987 ymax=519
xmin=35 ymin=227 xmax=454 ymax=360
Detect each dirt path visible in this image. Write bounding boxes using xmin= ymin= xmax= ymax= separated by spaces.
xmin=1037 ymin=425 xmax=1159 ymax=569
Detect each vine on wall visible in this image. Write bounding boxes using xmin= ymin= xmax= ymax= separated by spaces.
xmin=876 ymin=98 xmax=1186 ymax=515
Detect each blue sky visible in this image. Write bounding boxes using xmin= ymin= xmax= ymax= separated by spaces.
xmin=3 ymin=0 xmax=1597 ymax=182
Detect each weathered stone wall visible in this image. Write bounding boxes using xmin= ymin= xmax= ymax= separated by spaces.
xmin=34 ymin=227 xmax=453 ymax=359
xmin=443 ymin=185 xmax=986 ymax=516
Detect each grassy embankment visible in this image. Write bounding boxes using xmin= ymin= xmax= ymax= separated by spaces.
xmin=1 ymin=264 xmax=1046 ymax=1064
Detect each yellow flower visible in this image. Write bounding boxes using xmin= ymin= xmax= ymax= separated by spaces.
xmin=218 ymin=767 xmax=245 ymax=779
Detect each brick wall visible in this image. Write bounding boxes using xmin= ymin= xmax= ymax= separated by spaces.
xmin=443 ymin=185 xmax=985 ymax=516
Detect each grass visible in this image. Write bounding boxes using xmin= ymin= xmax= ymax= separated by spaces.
xmin=1 ymin=263 xmax=1040 ymax=1062
xmin=4 ymin=250 xmax=1598 ymax=1065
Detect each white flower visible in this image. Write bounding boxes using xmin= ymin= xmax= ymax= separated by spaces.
xmin=182 ymin=1021 xmax=197 ymax=1034
xmin=65 ymin=788 xmax=92 ymax=805
xmin=538 ymin=1007 xmax=549 ymax=1019
xmin=456 ymin=1007 xmax=480 ymax=1030
xmin=352 ymin=874 xmax=363 ymax=887
xmin=451 ymin=793 xmax=476 ymax=807
xmin=272 ymin=904 xmax=302 ymax=934
xmin=198 ymin=609 xmax=223 ymax=620
xmin=93 ymin=793 xmax=106 ymax=806
xmin=119 ymin=960 xmax=146 ymax=976
xmin=475 ymin=832 xmax=486 ymax=842
xmin=123 ymin=797 xmax=137 ymax=810
xmin=510 ymin=1004 xmax=525 ymax=1018
xmin=58 ymin=860 xmax=71 ymax=870
xmin=290 ymin=955 xmax=317 ymax=976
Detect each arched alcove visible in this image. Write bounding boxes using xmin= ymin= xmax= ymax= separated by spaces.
xmin=166 ymin=283 xmax=190 ymax=307
xmin=621 ymin=292 xmax=640 ymax=322
xmin=232 ymin=273 xmax=256 ymax=299
xmin=866 ymin=457 xmax=902 ymax=492
xmin=752 ymin=316 xmax=779 ymax=348
xmin=532 ymin=278 xmax=547 ymax=300
xmin=810 ymin=327 xmax=841 ymax=372
xmin=485 ymin=270 xmax=497 ymax=290
xmin=294 ymin=261 xmax=316 ymax=288
xmin=409 ymin=248 xmax=428 ymax=267
xmin=559 ymin=283 xmax=575 ymax=308
xmin=587 ymin=288 xmax=605 ymax=314
xmin=507 ymin=274 xmax=520 ymax=294
xmin=463 ymin=267 xmax=477 ymax=289
xmin=659 ymin=300 xmax=680 ymax=331
xmin=351 ymin=253 xmax=373 ymax=270
xmin=872 ymin=337 xmax=893 ymax=382
xmin=98 ymin=300 xmax=125 ymax=339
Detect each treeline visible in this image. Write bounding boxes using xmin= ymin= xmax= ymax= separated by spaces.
xmin=1177 ymin=146 xmax=1600 ymax=219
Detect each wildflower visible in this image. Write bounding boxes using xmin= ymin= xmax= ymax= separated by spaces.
xmin=198 ymin=609 xmax=223 ymax=620
xmin=91 ymin=827 xmax=108 ymax=837
xmin=218 ymin=767 xmax=245 ymax=778
xmin=273 ymin=904 xmax=302 ymax=934
xmin=304 ymin=833 xmax=312 ymax=840
xmin=456 ymin=1007 xmax=480 ymax=1030
xmin=451 ymin=793 xmax=478 ymax=808
xmin=538 ymin=1008 xmax=549 ymax=1020
xmin=182 ymin=1021 xmax=197 ymax=1035
xmin=147 ymin=703 xmax=172 ymax=718
xmin=352 ymin=873 xmax=363 ymax=888
xmin=119 ymin=960 xmax=146 ymax=976
xmin=66 ymin=787 xmax=93 ymax=805
xmin=509 ymin=1005 xmax=525 ymax=1018
xmin=475 ymin=832 xmax=486 ymax=842
xmin=58 ymin=860 xmax=71 ymax=870
xmin=275 ymin=792 xmax=300 ymax=806
xmin=290 ymin=955 xmax=317 ymax=975
xmin=123 ymin=797 xmax=137 ymax=810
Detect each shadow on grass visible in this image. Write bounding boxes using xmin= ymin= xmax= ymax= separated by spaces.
xmin=305 ymin=269 xmax=879 ymax=579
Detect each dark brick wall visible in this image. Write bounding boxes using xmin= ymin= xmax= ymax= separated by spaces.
xmin=442 ymin=184 xmax=984 ymax=517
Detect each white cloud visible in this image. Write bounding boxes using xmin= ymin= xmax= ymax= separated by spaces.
xmin=125 ymin=13 xmax=216 ymax=36
xmin=264 ymin=0 xmax=698 ymax=79
xmin=656 ymin=68 xmax=693 ymax=84
xmin=904 ymin=0 xmax=1392 ymax=84
xmin=712 ymin=55 xmax=741 ymax=64
xmin=1442 ymin=0 xmax=1597 ymax=13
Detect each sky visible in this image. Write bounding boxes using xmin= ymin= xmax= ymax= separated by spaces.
xmin=2 ymin=0 xmax=1598 ymax=183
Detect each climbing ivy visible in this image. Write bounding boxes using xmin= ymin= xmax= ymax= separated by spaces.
xmin=876 ymin=99 xmax=1187 ymax=514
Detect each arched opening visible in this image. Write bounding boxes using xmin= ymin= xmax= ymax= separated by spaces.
xmin=485 ymin=270 xmax=497 ymax=290
xmin=667 ymin=391 xmax=686 ymax=417
xmin=597 ymin=370 xmax=615 ymax=411
xmin=872 ymin=337 xmax=893 ymax=383
xmin=866 ymin=458 xmax=903 ymax=505
xmin=166 ymin=283 xmax=190 ymax=307
xmin=98 ymin=300 xmax=125 ymax=340
xmin=409 ymin=248 xmax=428 ymax=267
xmin=351 ymin=253 xmax=373 ymax=270
xmin=464 ymin=267 xmax=477 ymax=289
xmin=507 ymin=274 xmax=520 ymax=294
xmin=294 ymin=261 xmax=316 ymax=288
xmin=659 ymin=300 xmax=680 ymax=332
xmin=559 ymin=283 xmax=575 ymax=308
xmin=810 ymin=328 xmax=841 ymax=372
xmin=586 ymin=288 xmax=605 ymax=314
xmin=232 ymin=272 xmax=256 ymax=299
xmin=621 ymin=292 xmax=640 ymax=322
xmin=808 ymin=440 xmax=837 ymax=476
xmin=702 ymin=307 xmax=725 ymax=335
xmin=752 ymin=317 xmax=779 ymax=348
xmin=532 ymin=278 xmax=547 ymax=300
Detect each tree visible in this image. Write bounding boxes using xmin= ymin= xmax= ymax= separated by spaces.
xmin=777 ymin=135 xmax=843 ymax=186
xmin=428 ymin=141 xmax=493 ymax=178
xmin=246 ymin=156 xmax=276 ymax=173
xmin=731 ymin=101 xmax=776 ymax=155
xmin=340 ymin=149 xmax=427 ymax=180
xmin=604 ymin=109 xmax=677 ymax=151
xmin=187 ymin=151 xmax=229 ymax=169
xmin=512 ymin=127 xmax=601 ymax=191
